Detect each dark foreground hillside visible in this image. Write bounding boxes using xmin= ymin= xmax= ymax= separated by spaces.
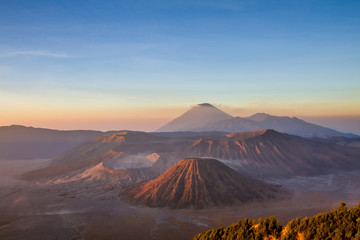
xmin=193 ymin=202 xmax=360 ymax=240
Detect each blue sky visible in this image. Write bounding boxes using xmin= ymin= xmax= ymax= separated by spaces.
xmin=0 ymin=0 xmax=359 ymax=132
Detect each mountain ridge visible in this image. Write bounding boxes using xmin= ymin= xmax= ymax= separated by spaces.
xmin=21 ymin=129 xmax=360 ymax=182
xmin=0 ymin=125 xmax=106 ymax=160
xmin=156 ymin=104 xmax=358 ymax=138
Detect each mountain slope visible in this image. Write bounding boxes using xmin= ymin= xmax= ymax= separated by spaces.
xmin=198 ymin=117 xmax=261 ymax=133
xmin=199 ymin=113 xmax=357 ymax=138
xmin=23 ymin=129 xmax=360 ymax=182
xmin=121 ymin=158 xmax=284 ymax=209
xmin=156 ymin=103 xmax=232 ymax=132
xmin=156 ymin=104 xmax=357 ymax=138
xmin=21 ymin=131 xmax=166 ymax=180
xmin=0 ymin=125 xmax=104 ymax=160
xmin=311 ymin=136 xmax=360 ymax=148
xmin=246 ymin=113 xmax=357 ymax=138
xmin=186 ymin=129 xmax=360 ymax=177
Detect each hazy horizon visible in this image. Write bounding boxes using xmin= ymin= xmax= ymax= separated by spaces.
xmin=2 ymin=104 xmax=360 ymax=135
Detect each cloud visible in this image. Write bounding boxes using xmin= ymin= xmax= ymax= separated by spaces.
xmin=3 ymin=50 xmax=75 ymax=58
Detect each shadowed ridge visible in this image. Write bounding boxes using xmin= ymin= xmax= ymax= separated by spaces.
xmin=226 ymin=129 xmax=279 ymax=140
xmin=21 ymin=131 xmax=164 ymax=180
xmin=92 ymin=131 xmax=161 ymax=144
xmin=198 ymin=116 xmax=261 ymax=133
xmin=243 ymin=113 xmax=359 ymax=138
xmin=0 ymin=125 xmax=105 ymax=160
xmin=246 ymin=113 xmax=271 ymax=122
xmin=121 ymin=158 xmax=284 ymax=209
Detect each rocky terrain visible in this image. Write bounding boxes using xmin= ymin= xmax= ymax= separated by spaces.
xmin=21 ymin=129 xmax=360 ymax=186
xmin=121 ymin=158 xmax=285 ymax=209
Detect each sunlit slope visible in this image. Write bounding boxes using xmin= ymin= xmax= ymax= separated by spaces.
xmin=193 ymin=202 xmax=360 ymax=240
xmin=121 ymin=158 xmax=284 ymax=209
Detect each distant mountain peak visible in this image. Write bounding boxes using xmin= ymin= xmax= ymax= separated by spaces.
xmin=155 ymin=104 xmax=357 ymax=138
xmin=156 ymin=104 xmax=232 ymax=132
xmin=247 ymin=113 xmax=271 ymax=122
xmin=192 ymin=103 xmax=215 ymax=108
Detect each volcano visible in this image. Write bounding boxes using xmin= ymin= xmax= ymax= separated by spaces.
xmin=23 ymin=129 xmax=360 ymax=183
xmin=156 ymin=103 xmax=232 ymax=132
xmin=155 ymin=104 xmax=357 ymax=138
xmin=121 ymin=158 xmax=284 ymax=209
xmin=185 ymin=129 xmax=360 ymax=177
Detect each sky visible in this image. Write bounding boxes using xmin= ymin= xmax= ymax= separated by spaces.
xmin=0 ymin=0 xmax=359 ymax=133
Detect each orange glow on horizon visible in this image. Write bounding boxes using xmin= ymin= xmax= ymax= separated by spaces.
xmin=1 ymin=102 xmax=360 ymax=132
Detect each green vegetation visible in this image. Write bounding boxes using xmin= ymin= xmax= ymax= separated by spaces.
xmin=193 ymin=202 xmax=360 ymax=240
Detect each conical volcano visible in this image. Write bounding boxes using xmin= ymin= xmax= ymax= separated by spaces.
xmin=156 ymin=103 xmax=232 ymax=132
xmin=121 ymin=158 xmax=284 ymax=209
